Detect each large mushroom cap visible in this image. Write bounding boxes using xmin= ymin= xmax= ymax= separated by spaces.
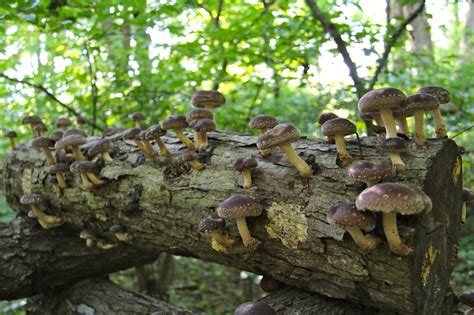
xmin=56 ymin=117 xmax=72 ymax=129
xmin=145 ymin=125 xmax=167 ymax=138
xmin=356 ymin=183 xmax=432 ymax=215
xmin=418 ymin=86 xmax=450 ymax=104
xmin=380 ymin=137 xmax=408 ymax=153
xmin=32 ymin=136 xmax=55 ymax=148
xmin=189 ymin=118 xmax=216 ymax=132
xmin=88 ymin=139 xmax=112 ymax=157
xmin=256 ymin=123 xmax=300 ymax=151
xmin=64 ymin=128 xmax=87 ymax=137
xmin=234 ymin=301 xmax=276 ymax=315
xmin=405 ymin=93 xmax=439 ymax=112
xmin=198 ymin=216 xmax=226 ymax=233
xmin=463 ymin=188 xmax=474 ymax=203
xmin=122 ymin=128 xmax=142 ymax=140
xmin=162 ymin=115 xmax=189 ymax=130
xmin=234 ymin=158 xmax=258 ymax=172
xmin=348 ymin=160 xmax=394 ymax=183
xmin=70 ymin=160 xmax=100 ymax=174
xmin=327 ymin=203 xmax=375 ymax=229
xmin=22 ymin=115 xmax=42 ymax=125
xmin=217 ymin=195 xmax=262 ymax=219
xmin=191 ymin=90 xmax=225 ymax=109
xmin=317 ymin=112 xmax=339 ymax=125
xmin=321 ymin=118 xmax=356 ymax=136
xmin=358 ymin=88 xmax=406 ymax=113
xmin=249 ymin=115 xmax=279 ymax=130
xmin=55 ymin=134 xmax=87 ymax=149
xmin=185 ymin=108 xmax=214 ymax=124
xmin=20 ymin=193 xmax=44 ymax=205
xmin=49 ymin=163 xmax=70 ymax=173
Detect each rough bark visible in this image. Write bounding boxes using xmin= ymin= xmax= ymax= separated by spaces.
xmin=0 ymin=219 xmax=158 ymax=300
xmin=3 ymin=132 xmax=462 ymax=314
xmin=25 ymin=278 xmax=189 ymax=315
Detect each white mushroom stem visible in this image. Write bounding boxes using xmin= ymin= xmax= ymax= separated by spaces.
xmin=31 ymin=205 xmax=63 ymax=228
xmin=210 ymin=231 xmax=235 ymax=253
xmin=152 ymin=137 xmax=169 ymax=156
xmin=71 ymin=146 xmax=87 ymax=161
xmin=80 ymin=174 xmax=95 ymax=190
xmin=387 ymin=152 xmax=406 ymax=171
xmin=461 ymin=202 xmax=466 ymax=226
xmin=395 ymin=116 xmax=410 ymax=136
xmin=85 ymin=238 xmax=95 ymax=248
xmin=115 ymin=232 xmax=131 ymax=242
xmin=379 ymin=108 xmax=398 ymax=138
xmin=56 ymin=173 xmax=67 ymax=190
xmin=87 ymin=173 xmax=105 ymax=186
xmin=431 ymin=109 xmax=448 ymax=138
xmin=189 ymin=160 xmax=205 ymax=171
xmin=413 ymin=111 xmax=427 ymax=147
xmin=199 ymin=131 xmax=208 ymax=149
xmin=193 ymin=131 xmax=201 ymax=148
xmin=382 ymin=212 xmax=414 ymax=256
xmin=334 ymin=135 xmax=352 ymax=162
xmin=135 ymin=121 xmax=141 ymax=129
xmin=102 ymin=152 xmax=114 ymax=163
xmin=242 ymin=169 xmax=253 ymax=189
xmin=346 ymin=226 xmax=381 ymax=250
xmin=236 ymin=217 xmax=260 ymax=250
xmin=175 ymin=129 xmax=195 ymax=149
xmin=279 ymin=143 xmax=312 ymax=177
xmin=41 ymin=148 xmax=55 ymax=166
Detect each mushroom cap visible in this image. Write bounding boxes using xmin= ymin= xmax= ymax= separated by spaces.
xmin=80 ymin=230 xmax=94 ymax=239
xmin=256 ymin=123 xmax=300 ymax=151
xmin=64 ymin=128 xmax=87 ymax=137
xmin=405 ymin=93 xmax=439 ymax=112
xmin=234 ymin=158 xmax=258 ymax=172
xmin=4 ymin=130 xmax=18 ymax=138
xmin=191 ymin=90 xmax=225 ymax=109
xmin=70 ymin=160 xmax=101 ymax=174
xmin=77 ymin=116 xmax=86 ymax=125
xmin=49 ymin=130 xmax=64 ymax=142
xmin=463 ymin=188 xmax=474 ymax=203
xmin=234 ymin=301 xmax=276 ymax=315
xmin=55 ymin=134 xmax=87 ymax=149
xmin=217 ymin=195 xmax=262 ymax=219
xmin=317 ymin=112 xmax=339 ymax=125
xmin=162 ymin=115 xmax=189 ymax=130
xmin=358 ymin=88 xmax=406 ymax=113
xmin=34 ymin=123 xmax=48 ymax=133
xmin=32 ymin=136 xmax=55 ymax=148
xmin=356 ymin=183 xmax=432 ymax=215
xmin=145 ymin=125 xmax=166 ymax=138
xmin=88 ymin=139 xmax=112 ymax=157
xmin=185 ymin=108 xmax=214 ymax=124
xmin=56 ymin=117 xmax=72 ymax=128
xmin=20 ymin=193 xmax=44 ymax=205
xmin=393 ymin=104 xmax=415 ymax=118
xmin=327 ymin=203 xmax=376 ymax=229
xmin=348 ymin=160 xmax=394 ymax=183
xmin=122 ymin=128 xmax=142 ymax=140
xmin=49 ymin=163 xmax=70 ymax=173
xmin=321 ymin=118 xmax=356 ymax=136
xmin=189 ymin=118 xmax=216 ymax=132
xmin=110 ymin=225 xmax=125 ymax=233
xmin=135 ymin=130 xmax=148 ymax=141
xmin=380 ymin=137 xmax=408 ymax=153
xmin=182 ymin=150 xmax=199 ymax=162
xmin=129 ymin=112 xmax=145 ymax=121
xmin=198 ymin=216 xmax=226 ymax=233
xmin=103 ymin=128 xmax=126 ymax=137
xmin=249 ymin=115 xmax=279 ymax=130
xmin=359 ymin=111 xmax=373 ymax=121
xmin=22 ymin=115 xmax=42 ymax=125
xmin=418 ymin=86 xmax=450 ymax=104
xmin=459 ymin=290 xmax=474 ymax=307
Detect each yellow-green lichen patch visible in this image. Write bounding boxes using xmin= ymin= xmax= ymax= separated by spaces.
xmin=265 ymin=202 xmax=308 ymax=249
xmin=421 ymin=244 xmax=439 ymax=287
xmin=452 ymin=156 xmax=461 ymax=185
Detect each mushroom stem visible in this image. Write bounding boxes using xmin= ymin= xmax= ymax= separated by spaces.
xmin=80 ymin=174 xmax=95 ymax=190
xmin=141 ymin=140 xmax=157 ymax=160
xmin=379 ymin=108 xmax=398 ymax=138
xmin=242 ymin=169 xmax=253 ymax=189
xmin=367 ymin=179 xmax=378 ymax=187
xmin=199 ymin=131 xmax=208 ymax=149
xmin=56 ymin=173 xmax=67 ymax=190
xmin=102 ymin=152 xmax=114 ymax=163
xmin=346 ymin=226 xmax=381 ymax=250
xmin=87 ymin=173 xmax=105 ymax=186
xmin=115 ymin=232 xmax=131 ymax=242
xmin=175 ymin=129 xmax=195 ymax=149
xmin=85 ymin=238 xmax=95 ymax=248
xmin=71 ymin=146 xmax=87 ymax=161
xmin=333 ymin=134 xmax=352 ymax=162
xmin=193 ymin=131 xmax=201 ymax=148
xmin=8 ymin=138 xmax=16 ymax=150
xmin=461 ymin=202 xmax=466 ymax=226
xmin=236 ymin=217 xmax=260 ymax=250
xmin=373 ymin=113 xmax=385 ymax=127
xmin=395 ymin=117 xmax=410 ymax=136
xmin=32 ymin=205 xmax=63 ymax=228
xmin=190 ymin=160 xmax=205 ymax=171
xmin=41 ymin=148 xmax=55 ymax=166
xmin=382 ymin=212 xmax=414 ymax=256
xmin=387 ymin=152 xmax=406 ymax=171
xmin=153 ymin=137 xmax=169 ymax=156
xmin=135 ymin=121 xmax=141 ymax=129
xmin=279 ymin=143 xmax=312 ymax=177
xmin=133 ymin=140 xmax=150 ymax=157
xmin=431 ymin=109 xmax=447 ymax=138
xmin=210 ymin=231 xmax=235 ymax=253
xmin=413 ymin=111 xmax=427 ymax=147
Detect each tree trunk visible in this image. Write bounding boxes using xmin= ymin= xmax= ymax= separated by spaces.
xmin=2 ymin=132 xmax=462 ymax=314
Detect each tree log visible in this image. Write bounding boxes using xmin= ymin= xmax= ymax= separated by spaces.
xmin=3 ymin=132 xmax=462 ymax=313
xmin=25 ymin=278 xmax=189 ymax=315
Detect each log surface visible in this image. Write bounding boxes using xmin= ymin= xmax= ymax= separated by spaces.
xmin=3 ymin=132 xmax=462 ymax=314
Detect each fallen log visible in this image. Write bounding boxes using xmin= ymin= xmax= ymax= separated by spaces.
xmin=3 ymin=132 xmax=463 ymax=313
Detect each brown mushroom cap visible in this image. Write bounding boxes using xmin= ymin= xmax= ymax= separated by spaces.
xmin=34 ymin=123 xmax=48 ymax=134
xmin=181 ymin=150 xmax=199 ymax=162
xmin=77 ymin=116 xmax=86 ymax=126
xmin=49 ymin=163 xmax=70 ymax=173
xmin=49 ymin=130 xmax=64 ymax=142
xmin=70 ymin=160 xmax=100 ymax=174
xmin=185 ymin=108 xmax=214 ymax=124
xmin=189 ymin=118 xmax=216 ymax=132
xmin=321 ymin=118 xmax=356 ymax=137
xmin=405 ymin=93 xmax=439 ymax=113
xmin=22 ymin=115 xmax=42 ymax=126
xmin=162 ymin=115 xmax=189 ymax=130
xmin=317 ymin=112 xmax=339 ymax=125
xmin=145 ymin=125 xmax=167 ymax=138
xmin=463 ymin=188 xmax=474 ymax=203
xmin=56 ymin=117 xmax=72 ymax=129
xmin=256 ymin=123 xmax=300 ymax=151
xmin=327 ymin=203 xmax=376 ymax=229
xmin=110 ymin=225 xmax=125 ymax=234
xmin=32 ymin=136 xmax=55 ymax=149
xmin=356 ymin=183 xmax=432 ymax=215
xmin=249 ymin=115 xmax=279 ymax=130
xmin=198 ymin=216 xmax=226 ymax=233
xmin=348 ymin=161 xmax=394 ymax=183
xmin=191 ymin=90 xmax=225 ymax=109
xmin=4 ymin=130 xmax=18 ymax=138
xmin=459 ymin=290 xmax=474 ymax=307
xmin=233 ymin=158 xmax=258 ymax=172
xmin=88 ymin=139 xmax=112 ymax=157
xmin=234 ymin=301 xmax=276 ymax=315
xmin=64 ymin=128 xmax=88 ymax=137
xmin=418 ymin=86 xmax=450 ymax=104
xmin=358 ymin=88 xmax=406 ymax=113
xmin=217 ymin=195 xmax=262 ymax=218
xmin=20 ymin=193 xmax=44 ymax=205
xmin=55 ymin=134 xmax=87 ymax=150
xmin=129 ymin=112 xmax=145 ymax=121
xmin=380 ymin=137 xmax=408 ymax=153
xmin=122 ymin=128 xmax=143 ymax=140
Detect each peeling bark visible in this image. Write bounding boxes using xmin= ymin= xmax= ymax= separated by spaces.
xmin=3 ymin=132 xmax=462 ymax=313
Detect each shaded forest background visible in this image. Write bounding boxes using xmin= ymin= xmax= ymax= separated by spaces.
xmin=0 ymin=0 xmax=472 ymax=313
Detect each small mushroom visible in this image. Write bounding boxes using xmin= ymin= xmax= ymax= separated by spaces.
xmin=393 ymin=105 xmax=413 ymax=138
xmin=189 ymin=118 xmax=216 ymax=149
xmin=316 ymin=112 xmax=338 ymax=143
xmin=33 ymin=123 xmax=48 ymax=137
xmin=110 ymin=225 xmax=132 ymax=242
xmin=123 ymin=128 xmax=149 ymax=156
xmin=356 ymin=183 xmax=432 ymax=256
xmin=80 ymin=230 xmax=96 ymax=248
xmin=22 ymin=115 xmax=42 ymax=137
xmin=191 ymin=90 xmax=225 ymax=112
xmin=380 ymin=137 xmax=409 ymax=171
xmin=217 ymin=195 xmax=262 ymax=250
xmin=459 ymin=290 xmax=474 ymax=308
xmin=56 ymin=117 xmax=72 ymax=131
xmin=182 ymin=150 xmax=205 ymax=171
xmin=198 ymin=216 xmax=235 ymax=253
xmin=249 ymin=115 xmax=279 ymax=156
xmin=418 ymin=86 xmax=450 ymax=138
xmin=162 ymin=115 xmax=194 ymax=149
xmin=348 ymin=160 xmax=394 ymax=187
xmin=64 ymin=128 xmax=88 ymax=138
xmin=88 ymin=139 xmax=114 ymax=163
xmin=20 ymin=194 xmax=63 ymax=229
xmin=234 ymin=158 xmax=258 ymax=189
xmin=234 ymin=301 xmax=276 ymax=315
xmin=97 ymin=239 xmax=118 ymax=250
xmin=49 ymin=163 xmax=70 ymax=191
xmin=4 ymin=130 xmax=18 ymax=150
xmin=462 ymin=188 xmax=474 ymax=225
xmin=321 ymin=118 xmax=357 ymax=162
xmin=77 ymin=116 xmax=86 ymax=129
xmin=136 ymin=130 xmax=157 ymax=160
xmin=405 ymin=93 xmax=439 ymax=147
xmin=257 ymin=123 xmax=312 ymax=177
xmin=55 ymin=134 xmax=87 ymax=161
xmin=185 ymin=109 xmax=214 ymax=148
xmin=327 ymin=203 xmax=381 ymax=250
xmin=49 ymin=130 xmax=64 ymax=142
xmin=70 ymin=160 xmax=105 ymax=189
xmin=129 ymin=112 xmax=145 ymax=128
xmin=102 ymin=127 xmax=126 ymax=138
xmin=145 ymin=125 xmax=169 ymax=156
xmin=260 ymin=276 xmax=283 ymax=293
xmin=32 ymin=136 xmax=56 ymax=166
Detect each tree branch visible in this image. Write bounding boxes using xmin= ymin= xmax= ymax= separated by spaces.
xmin=0 ymin=73 xmax=104 ymax=131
